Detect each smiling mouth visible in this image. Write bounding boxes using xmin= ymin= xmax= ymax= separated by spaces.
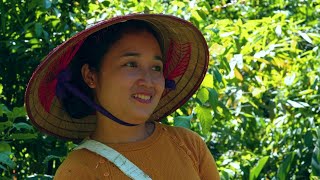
xmin=133 ymin=94 xmax=152 ymax=101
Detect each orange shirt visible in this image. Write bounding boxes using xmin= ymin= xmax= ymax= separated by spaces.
xmin=54 ymin=122 xmax=220 ymax=179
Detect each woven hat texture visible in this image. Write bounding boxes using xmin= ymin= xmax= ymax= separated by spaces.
xmin=25 ymin=14 xmax=209 ymax=140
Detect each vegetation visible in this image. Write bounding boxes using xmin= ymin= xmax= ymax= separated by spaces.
xmin=0 ymin=0 xmax=319 ymax=179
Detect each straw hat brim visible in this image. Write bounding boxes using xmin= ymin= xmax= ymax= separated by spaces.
xmin=25 ymin=14 xmax=209 ymax=140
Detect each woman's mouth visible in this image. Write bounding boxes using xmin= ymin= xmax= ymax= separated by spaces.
xmin=132 ymin=94 xmax=152 ymax=103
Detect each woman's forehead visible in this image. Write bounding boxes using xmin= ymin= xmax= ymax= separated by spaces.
xmin=109 ymin=31 xmax=162 ymax=54
xmin=99 ymin=31 xmax=164 ymax=65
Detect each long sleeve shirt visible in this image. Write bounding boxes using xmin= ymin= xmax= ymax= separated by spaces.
xmin=54 ymin=122 xmax=220 ymax=179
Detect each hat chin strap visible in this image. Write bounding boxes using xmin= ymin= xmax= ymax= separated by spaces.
xmin=56 ymin=69 xmax=138 ymax=126
xmin=56 ymin=69 xmax=176 ymax=126
xmin=64 ymin=82 xmax=139 ymax=126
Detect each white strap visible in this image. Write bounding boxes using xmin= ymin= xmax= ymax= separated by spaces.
xmin=74 ymin=139 xmax=152 ymax=180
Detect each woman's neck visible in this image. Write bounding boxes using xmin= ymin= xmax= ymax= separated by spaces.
xmin=90 ymin=114 xmax=155 ymax=144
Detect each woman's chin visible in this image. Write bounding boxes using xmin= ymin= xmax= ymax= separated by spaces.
xmin=122 ymin=113 xmax=152 ymax=125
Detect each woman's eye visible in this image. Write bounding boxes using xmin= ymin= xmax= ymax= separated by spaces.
xmin=124 ymin=62 xmax=137 ymax=67
xmin=152 ymin=66 xmax=162 ymax=72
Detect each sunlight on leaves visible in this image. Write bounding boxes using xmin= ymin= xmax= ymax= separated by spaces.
xmin=298 ymin=31 xmax=313 ymax=44
xmin=195 ymin=106 xmax=212 ymax=135
xmin=249 ymin=156 xmax=269 ymax=180
xmin=197 ymin=88 xmax=209 ymax=104
xmin=173 ymin=115 xmax=192 ymax=129
xmin=201 ymin=74 xmax=214 ymax=88
xmin=287 ymin=100 xmax=310 ymax=108
xmin=284 ymin=73 xmax=296 ymax=86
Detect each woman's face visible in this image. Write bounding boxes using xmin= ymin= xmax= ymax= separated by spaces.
xmin=85 ymin=31 xmax=165 ymax=124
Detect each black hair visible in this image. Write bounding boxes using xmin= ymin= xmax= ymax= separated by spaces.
xmin=62 ymin=20 xmax=163 ymax=119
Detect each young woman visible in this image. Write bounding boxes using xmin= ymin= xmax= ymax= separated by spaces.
xmin=25 ymin=14 xmax=219 ymax=179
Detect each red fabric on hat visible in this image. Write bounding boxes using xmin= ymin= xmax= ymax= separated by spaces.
xmin=38 ymin=40 xmax=85 ymax=112
xmin=164 ymin=40 xmax=192 ymax=80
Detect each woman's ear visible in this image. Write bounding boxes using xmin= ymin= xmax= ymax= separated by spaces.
xmin=81 ymin=64 xmax=97 ymax=88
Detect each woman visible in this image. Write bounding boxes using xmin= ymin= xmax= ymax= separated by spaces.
xmin=25 ymin=14 xmax=219 ymax=179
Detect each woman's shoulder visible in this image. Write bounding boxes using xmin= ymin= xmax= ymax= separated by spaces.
xmin=54 ymin=149 xmax=99 ymax=179
xmin=158 ymin=123 xmax=201 ymax=138
xmin=63 ymin=148 xmax=98 ymax=163
xmin=157 ymin=122 xmax=219 ymax=178
xmin=157 ymin=122 xmax=204 ymax=147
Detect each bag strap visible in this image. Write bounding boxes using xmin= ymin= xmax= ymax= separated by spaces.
xmin=74 ymin=139 xmax=152 ymax=180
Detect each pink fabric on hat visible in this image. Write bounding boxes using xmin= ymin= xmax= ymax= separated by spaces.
xmin=164 ymin=40 xmax=192 ymax=80
xmin=38 ymin=40 xmax=85 ymax=112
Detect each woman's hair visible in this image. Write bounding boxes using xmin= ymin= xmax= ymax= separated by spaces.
xmin=63 ymin=20 xmax=163 ymax=119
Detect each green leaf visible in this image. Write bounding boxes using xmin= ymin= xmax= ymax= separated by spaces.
xmin=230 ymin=54 xmax=243 ymax=70
xmin=213 ymin=67 xmax=222 ymax=83
xmin=277 ymin=152 xmax=296 ymax=180
xmin=173 ymin=115 xmax=192 ymax=129
xmin=43 ymin=155 xmax=62 ymax=164
xmin=195 ymin=106 xmax=212 ymax=135
xmin=304 ymin=130 xmax=314 ymax=148
xmin=196 ymin=10 xmax=207 ymax=20
xmin=13 ymin=122 xmax=33 ymax=131
xmin=0 ymin=142 xmax=11 ymax=153
xmin=7 ymin=107 xmax=26 ymax=120
xmin=53 ymin=7 xmax=61 ymax=17
xmin=249 ymin=156 xmax=269 ymax=180
xmin=287 ymin=100 xmax=309 ymax=108
xmin=0 ymin=164 xmax=7 ymax=171
xmin=0 ymin=104 xmax=10 ymax=117
xmin=284 ymin=73 xmax=296 ymax=86
xmin=220 ymin=170 xmax=231 ymax=180
xmin=43 ymin=30 xmax=49 ymax=42
xmin=221 ymin=57 xmax=231 ymax=73
xmin=312 ymin=132 xmax=320 ymax=176
xmin=207 ymin=88 xmax=218 ymax=111
xmin=311 ymin=77 xmax=319 ymax=90
xmin=191 ymin=10 xmax=203 ymax=22
xmin=101 ymin=1 xmax=111 ymax=7
xmin=220 ymin=31 xmax=235 ymax=38
xmin=196 ymin=88 xmax=209 ymax=104
xmin=8 ymin=133 xmax=37 ymax=140
xmin=311 ymin=146 xmax=320 ymax=176
xmin=275 ymin=24 xmax=282 ymax=37
xmin=0 ymin=84 xmax=2 ymax=95
xmin=0 ymin=121 xmax=13 ymax=132
xmin=298 ymin=31 xmax=313 ymax=44
xmin=43 ymin=0 xmax=52 ymax=9
xmin=28 ymin=0 xmax=38 ymax=11
xmin=201 ymin=1 xmax=211 ymax=13
xmin=201 ymin=74 xmax=214 ymax=88
xmin=34 ymin=23 xmax=43 ymax=37
xmin=0 ymin=152 xmax=15 ymax=169
xmin=210 ymin=43 xmax=226 ymax=56
xmin=298 ymin=89 xmax=314 ymax=96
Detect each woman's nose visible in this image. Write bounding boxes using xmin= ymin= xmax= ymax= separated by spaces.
xmin=137 ymin=69 xmax=154 ymax=87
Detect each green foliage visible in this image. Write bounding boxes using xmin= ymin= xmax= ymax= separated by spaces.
xmin=312 ymin=129 xmax=320 ymax=176
xmin=249 ymin=156 xmax=269 ymax=180
xmin=1 ymin=0 xmax=319 ymax=179
xmin=0 ymin=103 xmax=36 ymax=176
xmin=173 ymin=115 xmax=192 ymax=129
xmin=277 ymin=152 xmax=296 ymax=180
